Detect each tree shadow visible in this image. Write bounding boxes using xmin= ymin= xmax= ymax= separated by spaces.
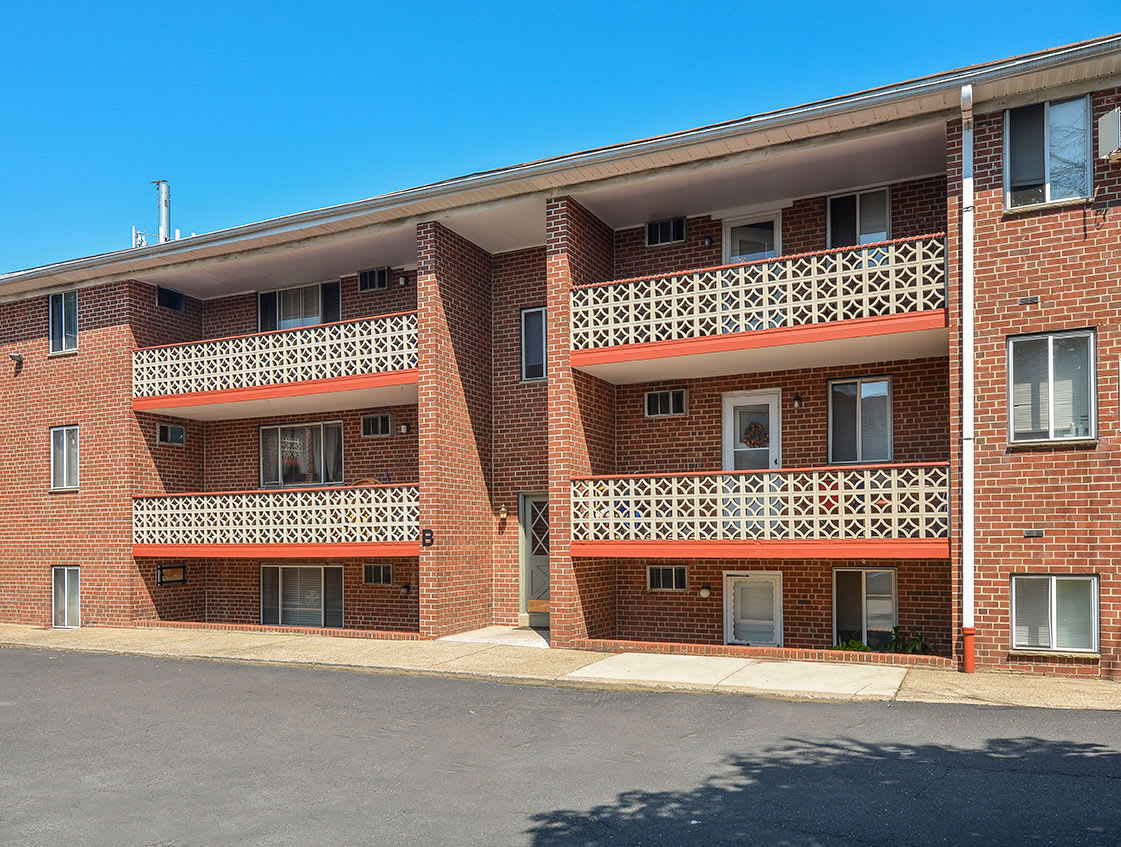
xmin=527 ymin=736 xmax=1121 ymax=846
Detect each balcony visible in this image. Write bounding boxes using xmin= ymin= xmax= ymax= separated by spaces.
xmin=132 ymin=312 xmax=419 ymax=419
xmin=570 ymin=462 xmax=949 ymax=559
xmin=570 ymin=235 xmax=947 ymax=383
xmin=132 ymin=484 xmax=420 ymax=557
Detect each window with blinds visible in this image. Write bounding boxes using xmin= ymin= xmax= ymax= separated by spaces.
xmin=1005 ymin=97 xmax=1091 ymax=208
xmin=261 ymin=566 xmax=343 ymax=628
xmin=829 ymin=377 xmax=891 ymax=463
xmin=1012 ymin=575 xmax=1097 ymax=652
xmin=258 ymin=281 xmax=341 ymax=332
xmin=1008 ymin=330 xmax=1094 ymax=443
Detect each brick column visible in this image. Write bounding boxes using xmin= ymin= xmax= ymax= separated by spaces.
xmin=416 ymin=222 xmax=495 ymax=637
xmin=545 ymin=197 xmax=617 ymax=646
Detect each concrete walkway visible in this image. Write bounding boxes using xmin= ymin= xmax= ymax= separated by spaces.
xmin=2 ymin=623 xmax=1119 ymax=708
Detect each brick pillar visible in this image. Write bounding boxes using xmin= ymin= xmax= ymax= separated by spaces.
xmin=546 ymin=197 xmax=617 ymax=646
xmin=416 ymin=222 xmax=495 ymax=637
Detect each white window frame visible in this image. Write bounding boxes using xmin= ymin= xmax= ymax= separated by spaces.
xmin=646 ymin=565 xmax=687 ymax=591
xmin=645 ymin=217 xmax=686 ymax=247
xmin=1003 ymin=96 xmax=1093 ymax=209
xmin=826 ymin=187 xmax=891 ymax=248
xmin=52 ymin=566 xmax=80 ymax=628
xmin=520 ymin=307 xmax=547 ymax=382
xmin=259 ymin=420 xmax=344 ymax=488
xmin=832 ymin=567 xmax=898 ymax=648
xmin=827 ymin=376 xmax=893 ymax=464
xmin=722 ymin=212 xmax=782 ymax=264
xmin=1010 ymin=574 xmax=1099 ymax=653
xmin=50 ymin=425 xmax=79 ymax=490
xmin=723 ymin=571 xmax=783 ymax=647
xmin=363 ymin=563 xmax=394 ymax=586
xmin=644 ymin=389 xmax=688 ymax=418
xmin=49 ymin=291 xmax=78 ymax=354
xmin=1007 ymin=330 xmax=1096 ymax=444
xmin=157 ymin=423 xmax=186 ymax=446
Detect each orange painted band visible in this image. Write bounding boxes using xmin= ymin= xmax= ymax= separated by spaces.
xmin=572 ymin=460 xmax=948 ymax=482
xmin=132 ymin=369 xmax=418 ymax=410
xmin=133 ymin=542 xmax=420 ymax=558
xmin=133 ymin=482 xmax=418 ymax=499
xmin=569 ymin=538 xmax=950 ymax=559
xmin=570 ymin=309 xmax=948 ymax=368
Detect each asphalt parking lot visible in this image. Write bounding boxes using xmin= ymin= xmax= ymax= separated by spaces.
xmin=2 ymin=647 xmax=1120 ymax=846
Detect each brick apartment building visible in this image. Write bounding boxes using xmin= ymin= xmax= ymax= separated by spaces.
xmin=3 ymin=35 xmax=1121 ymax=678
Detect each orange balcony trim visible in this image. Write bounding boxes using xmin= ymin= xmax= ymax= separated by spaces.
xmin=133 ymin=542 xmax=420 ymax=559
xmin=570 ymin=309 xmax=947 ymax=368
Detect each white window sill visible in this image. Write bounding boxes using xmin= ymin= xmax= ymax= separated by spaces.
xmin=1008 ymin=649 xmax=1099 ymax=660
xmin=1007 ymin=438 xmax=1097 ymax=449
xmin=48 ymin=487 xmax=79 ymax=493
xmin=1003 ymin=197 xmax=1090 ymax=216
xmin=47 ymin=349 xmax=79 ymax=358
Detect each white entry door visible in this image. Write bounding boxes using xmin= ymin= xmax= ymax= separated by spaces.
xmin=724 ymin=572 xmax=783 ymax=646
xmin=722 ymin=391 xmax=781 ymax=471
xmin=522 ymin=495 xmax=549 ymax=627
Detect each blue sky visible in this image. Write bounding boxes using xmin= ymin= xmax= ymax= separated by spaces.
xmin=1 ymin=1 xmax=1119 ymax=272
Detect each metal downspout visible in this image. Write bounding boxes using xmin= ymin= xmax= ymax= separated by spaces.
xmin=960 ymin=85 xmax=976 ymax=672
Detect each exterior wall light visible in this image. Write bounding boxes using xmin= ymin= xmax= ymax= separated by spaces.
xmin=793 ymin=394 xmax=803 ymax=409
xmin=498 ymin=504 xmax=508 ymax=520
xmin=699 ymin=584 xmax=711 ymax=599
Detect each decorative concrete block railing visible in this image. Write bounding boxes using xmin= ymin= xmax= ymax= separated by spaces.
xmin=571 ymin=463 xmax=949 ymax=542
xmin=570 ymin=235 xmax=945 ymax=350
xmin=133 ymin=485 xmax=419 ymax=546
xmin=133 ymin=312 xmax=418 ymax=398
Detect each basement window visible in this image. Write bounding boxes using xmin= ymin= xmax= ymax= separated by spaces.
xmin=646 ymin=217 xmax=685 ymax=246
xmin=645 ymin=389 xmax=687 ymax=418
xmin=1012 ymin=574 xmax=1098 ymax=652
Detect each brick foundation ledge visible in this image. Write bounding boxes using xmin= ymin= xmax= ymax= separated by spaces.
xmin=572 ymin=638 xmax=954 ymax=669
xmin=133 ymin=619 xmax=425 ymax=641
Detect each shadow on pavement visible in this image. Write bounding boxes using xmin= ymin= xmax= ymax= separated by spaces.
xmin=527 ymin=736 xmax=1121 ymax=846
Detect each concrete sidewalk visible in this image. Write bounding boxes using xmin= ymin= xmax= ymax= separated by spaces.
xmin=2 ymin=623 xmax=1119 ymax=708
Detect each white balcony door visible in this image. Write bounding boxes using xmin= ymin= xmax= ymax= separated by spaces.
xmin=723 ymin=391 xmax=781 ymax=471
xmin=724 ymin=572 xmax=782 ymax=646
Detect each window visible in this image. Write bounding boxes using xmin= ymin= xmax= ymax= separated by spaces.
xmin=157 ymin=564 xmax=187 ymax=586
xmin=358 ymin=267 xmax=389 ymax=291
xmin=646 ymin=217 xmax=685 ymax=246
xmin=52 ymin=567 xmax=80 ymax=628
xmin=647 ymin=565 xmax=687 ymax=591
xmin=364 ymin=563 xmax=394 ymax=585
xmin=362 ymin=414 xmax=393 ymax=437
xmin=724 ymin=216 xmax=779 ymax=264
xmin=645 ymin=389 xmax=687 ymax=417
xmin=521 ymin=307 xmax=546 ymax=381
xmin=49 ymin=291 xmax=78 ymax=353
xmin=1008 ymin=330 xmax=1094 ymax=443
xmin=157 ymin=424 xmax=186 ymax=446
xmin=1005 ymin=96 xmax=1091 ymax=208
xmin=834 ymin=568 xmax=896 ymax=650
xmin=1012 ymin=575 xmax=1098 ymax=652
xmin=829 ymin=377 xmax=891 ymax=463
xmin=258 ymin=281 xmax=341 ymax=331
xmin=261 ymin=565 xmax=343 ymax=628
xmin=260 ymin=421 xmax=343 ymax=487
xmin=157 ymin=286 xmax=185 ymax=312
xmin=50 ymin=426 xmax=79 ymax=490
xmin=829 ymin=189 xmax=889 ymax=247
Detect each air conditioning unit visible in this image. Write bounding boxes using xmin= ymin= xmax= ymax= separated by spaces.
xmin=1099 ymin=106 xmax=1121 ymax=163
xmin=358 ymin=267 xmax=390 ymax=291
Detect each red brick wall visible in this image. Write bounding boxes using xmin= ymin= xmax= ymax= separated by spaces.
xmin=491 ymin=247 xmax=549 ymax=624
xmin=607 ymin=557 xmax=951 ymax=653
xmin=199 ymin=406 xmax=418 ymax=491
xmin=613 ymin=357 xmax=949 ymax=474
xmin=891 ymin=175 xmax=949 ymax=239
xmin=201 ymin=271 xmax=417 ymax=340
xmin=613 ymin=215 xmax=720 ymax=280
xmin=950 ymin=87 xmax=1121 ymax=678
xmin=417 ymin=222 xmax=495 ymax=637
xmin=135 ymin=413 xmax=206 ymax=492
xmin=136 ymin=558 xmax=419 ymax=631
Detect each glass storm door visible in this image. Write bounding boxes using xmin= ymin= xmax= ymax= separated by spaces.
xmin=724 ymin=572 xmax=782 ymax=646
xmin=52 ymin=567 xmax=79 ymax=628
xmin=522 ymin=495 xmax=550 ymax=626
xmin=723 ymin=391 xmax=781 ymax=470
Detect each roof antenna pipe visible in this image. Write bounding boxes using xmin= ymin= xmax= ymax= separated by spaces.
xmin=152 ymin=180 xmax=171 ymax=243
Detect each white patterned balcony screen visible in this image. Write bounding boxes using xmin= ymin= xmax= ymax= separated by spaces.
xmin=133 ymin=313 xmax=418 ymax=397
xmin=571 ymin=236 xmax=945 ymax=350
xmin=133 ymin=485 xmax=419 ymax=546
xmin=571 ymin=465 xmax=948 ymax=542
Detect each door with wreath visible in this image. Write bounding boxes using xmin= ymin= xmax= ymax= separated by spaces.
xmin=721 ymin=390 xmax=782 ymax=538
